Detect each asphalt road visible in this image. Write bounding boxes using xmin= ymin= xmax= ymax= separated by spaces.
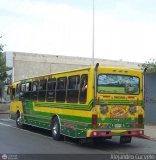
xmin=0 ymin=114 xmax=156 ymax=155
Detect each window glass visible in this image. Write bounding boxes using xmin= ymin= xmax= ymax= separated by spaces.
xmin=24 ymin=82 xmax=32 ymax=100
xmin=21 ymin=84 xmax=26 ymax=92
xmin=67 ymin=75 xmax=80 ymax=103
xmin=98 ymin=74 xmax=140 ymax=94
xmin=15 ymin=83 xmax=22 ymax=100
xmin=46 ymin=78 xmax=56 ymax=102
xmin=15 ymin=84 xmax=20 ymax=98
xmin=19 ymin=84 xmax=25 ymax=100
xmin=79 ymin=74 xmax=88 ymax=104
xmin=38 ymin=79 xmax=47 ymax=101
xmin=25 ymin=83 xmax=32 ymax=92
xmin=16 ymin=84 xmax=20 ymax=93
xmin=56 ymin=77 xmax=67 ymax=102
xmin=39 ymin=80 xmax=47 ymax=90
xmin=31 ymin=81 xmax=39 ymax=101
xmin=32 ymin=81 xmax=38 ymax=91
xmin=57 ymin=77 xmax=66 ymax=89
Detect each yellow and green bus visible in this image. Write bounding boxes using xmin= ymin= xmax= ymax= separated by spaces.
xmin=8 ymin=64 xmax=144 ymax=143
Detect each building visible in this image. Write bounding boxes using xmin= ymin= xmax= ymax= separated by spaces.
xmin=5 ymin=51 xmax=141 ymax=82
xmin=1 ymin=51 xmax=141 ymax=102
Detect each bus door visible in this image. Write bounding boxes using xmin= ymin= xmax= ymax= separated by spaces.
xmin=21 ymin=82 xmax=34 ymax=116
xmin=9 ymin=83 xmax=24 ymax=118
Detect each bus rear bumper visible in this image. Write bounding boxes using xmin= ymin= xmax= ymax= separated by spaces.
xmin=86 ymin=129 xmax=144 ymax=137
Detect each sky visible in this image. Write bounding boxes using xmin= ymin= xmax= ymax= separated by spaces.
xmin=0 ymin=0 xmax=156 ymax=63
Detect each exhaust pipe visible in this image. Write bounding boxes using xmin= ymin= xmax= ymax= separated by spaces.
xmin=93 ymin=63 xmax=99 ymax=106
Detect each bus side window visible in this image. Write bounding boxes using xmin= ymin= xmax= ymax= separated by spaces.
xmin=20 ymin=83 xmax=26 ymax=100
xmin=31 ymin=81 xmax=39 ymax=101
xmin=46 ymin=78 xmax=56 ymax=102
xmin=79 ymin=74 xmax=88 ymax=104
xmin=56 ymin=77 xmax=67 ymax=102
xmin=38 ymin=79 xmax=47 ymax=102
xmin=21 ymin=84 xmax=26 ymax=92
xmin=25 ymin=82 xmax=32 ymax=100
xmin=67 ymin=75 xmax=80 ymax=103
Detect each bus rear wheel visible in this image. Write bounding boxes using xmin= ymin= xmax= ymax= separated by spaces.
xmin=16 ymin=112 xmax=24 ymax=129
xmin=51 ymin=117 xmax=62 ymax=141
xmin=120 ymin=136 xmax=132 ymax=144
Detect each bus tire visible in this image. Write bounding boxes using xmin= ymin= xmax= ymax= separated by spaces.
xmin=16 ymin=112 xmax=24 ymax=129
xmin=120 ymin=136 xmax=132 ymax=144
xmin=51 ymin=117 xmax=62 ymax=141
xmin=92 ymin=137 xmax=105 ymax=145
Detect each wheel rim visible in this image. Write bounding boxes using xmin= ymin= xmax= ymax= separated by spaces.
xmin=52 ymin=122 xmax=58 ymax=136
xmin=17 ymin=115 xmax=22 ymax=125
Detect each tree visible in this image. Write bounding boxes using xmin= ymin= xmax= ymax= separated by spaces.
xmin=142 ymin=59 xmax=156 ymax=73
xmin=0 ymin=36 xmax=7 ymax=83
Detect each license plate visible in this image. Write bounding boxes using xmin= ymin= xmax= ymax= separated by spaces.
xmin=115 ymin=124 xmax=122 ymax=128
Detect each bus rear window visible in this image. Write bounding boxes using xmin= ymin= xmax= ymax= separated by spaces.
xmin=98 ymin=74 xmax=140 ymax=95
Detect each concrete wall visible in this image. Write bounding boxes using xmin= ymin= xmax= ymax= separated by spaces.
xmin=12 ymin=52 xmax=141 ymax=81
xmin=144 ymin=73 xmax=156 ymax=124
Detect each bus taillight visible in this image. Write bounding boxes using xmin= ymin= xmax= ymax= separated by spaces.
xmin=138 ymin=114 xmax=143 ymax=125
xmin=92 ymin=114 xmax=97 ymax=129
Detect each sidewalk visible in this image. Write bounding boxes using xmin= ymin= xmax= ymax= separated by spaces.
xmin=143 ymin=124 xmax=156 ymax=140
xmin=0 ymin=103 xmax=10 ymax=114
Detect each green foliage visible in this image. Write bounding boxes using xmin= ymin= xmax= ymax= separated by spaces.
xmin=142 ymin=59 xmax=156 ymax=73
xmin=0 ymin=37 xmax=7 ymax=82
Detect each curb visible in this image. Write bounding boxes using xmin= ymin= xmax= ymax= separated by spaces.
xmin=135 ymin=135 xmax=156 ymax=141
xmin=0 ymin=112 xmax=10 ymax=114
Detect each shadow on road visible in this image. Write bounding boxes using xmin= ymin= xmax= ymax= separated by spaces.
xmin=0 ymin=114 xmax=139 ymax=152
xmin=22 ymin=124 xmax=135 ymax=151
xmin=23 ymin=125 xmax=52 ymax=137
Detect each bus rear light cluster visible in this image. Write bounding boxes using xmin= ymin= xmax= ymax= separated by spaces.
xmin=124 ymin=130 xmax=144 ymax=136
xmin=91 ymin=131 xmax=112 ymax=137
xmin=138 ymin=114 xmax=143 ymax=125
xmin=139 ymin=130 xmax=144 ymax=135
xmin=92 ymin=114 xmax=97 ymax=129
